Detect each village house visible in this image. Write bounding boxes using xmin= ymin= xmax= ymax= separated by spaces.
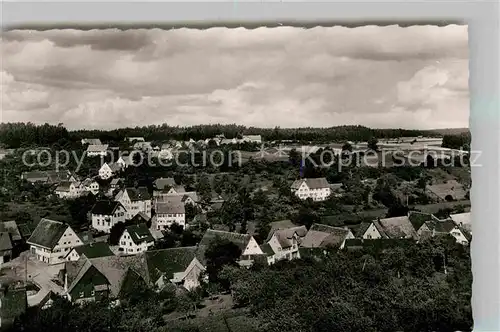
xmin=86 ymin=144 xmax=109 ymax=157
xmin=115 ymin=187 xmax=152 ymax=220
xmin=125 ymin=137 xmax=145 ymax=143
xmin=54 ymin=181 xmax=81 ymax=199
xmin=373 ymin=215 xmax=418 ymax=240
xmin=0 ymin=221 xmax=27 ymax=259
xmin=91 ymin=201 xmax=127 ymax=233
xmin=81 ymin=138 xmax=102 ymax=146
xmin=301 ymin=224 xmax=355 ymax=250
xmin=119 ymin=224 xmax=155 ymax=255
xmin=145 ymin=247 xmax=206 ymax=291
xmin=63 ymin=254 xmax=150 ymax=303
xmin=349 ymin=221 xmax=383 ymax=240
xmin=65 ymin=242 xmax=115 ymax=262
xmin=418 ymin=219 xmax=471 ymax=245
xmin=80 ymin=178 xmax=100 ymax=195
xmin=241 ymin=135 xmax=262 ymax=144
xmin=450 ymin=212 xmax=471 ymax=233
xmin=98 ymin=162 xmax=122 ymax=180
xmin=153 ymin=177 xmax=177 ymax=197
xmin=261 ymin=221 xmax=307 ymax=265
xmin=133 ymin=141 xmax=153 ymax=152
xmin=0 ymin=232 xmax=13 ymax=265
xmin=291 ymin=178 xmax=332 ymax=202
xmin=154 ymin=201 xmax=186 ymax=230
xmin=21 ymin=169 xmax=77 ymax=185
xmin=197 ymin=229 xmax=264 ymax=267
xmin=27 ymin=218 xmax=82 ymax=265
xmin=109 ymin=178 xmax=124 ymax=192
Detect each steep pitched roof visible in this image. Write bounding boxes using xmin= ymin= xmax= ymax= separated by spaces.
xmin=27 ymin=218 xmax=69 ymax=249
xmin=72 ymin=242 xmax=114 ymax=259
xmin=408 ymin=211 xmax=436 ymax=231
xmin=144 ymin=247 xmax=198 ymax=283
xmin=156 ymin=202 xmax=185 ymax=215
xmin=86 ymin=144 xmax=109 ymax=153
xmin=291 ymin=178 xmax=330 ymax=190
xmin=130 ymin=212 xmax=151 ymax=224
xmin=348 ymin=222 xmax=373 ymax=238
xmin=375 ymin=216 xmax=417 ymax=239
xmin=271 ymin=226 xmax=308 ymax=248
xmin=301 ymin=223 xmax=352 ymax=249
xmin=91 ymin=201 xmax=123 ymax=215
xmin=66 ymin=255 xmax=151 ymax=298
xmin=0 ymin=221 xmax=22 ymax=242
xmin=260 ymin=243 xmax=275 ymax=256
xmin=266 ymin=220 xmax=300 ymax=241
xmin=198 ymin=229 xmax=252 ymax=250
xmin=427 ymin=219 xmax=457 ymax=234
xmin=125 ymin=187 xmax=151 ymax=201
xmin=0 ymin=232 xmax=13 ymax=252
xmin=17 ymin=224 xmax=32 ymax=239
xmin=124 ymin=224 xmax=154 ymax=245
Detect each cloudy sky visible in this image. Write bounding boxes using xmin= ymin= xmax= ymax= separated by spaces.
xmin=1 ymin=25 xmax=469 ymax=130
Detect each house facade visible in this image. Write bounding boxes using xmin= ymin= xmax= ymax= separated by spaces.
xmin=55 ymin=181 xmax=81 ymax=199
xmin=291 ymin=178 xmax=332 ymax=202
xmin=119 ymin=224 xmax=155 ymax=255
xmin=27 ymin=219 xmax=82 ymax=265
xmin=99 ymin=162 xmax=122 ymax=180
xmin=115 ymin=187 xmax=152 ymax=220
xmin=91 ymin=201 xmax=127 ymax=233
xmin=154 ymin=202 xmax=186 ymax=230
xmin=86 ymin=144 xmax=109 ymax=157
xmin=80 ymin=179 xmax=100 ymax=195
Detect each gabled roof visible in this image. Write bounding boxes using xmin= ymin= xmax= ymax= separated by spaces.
xmin=427 ymin=219 xmax=457 ymax=234
xmin=291 ymin=177 xmax=330 ymax=190
xmin=301 ymin=223 xmax=352 ymax=249
xmin=375 ymin=216 xmax=417 ymax=239
xmin=66 ymin=254 xmax=151 ymax=297
xmin=273 ymin=227 xmax=307 ymax=248
xmin=27 ymin=218 xmax=69 ymax=249
xmin=55 ymin=181 xmax=76 ymax=192
xmin=72 ymin=242 xmax=114 ymax=259
xmin=0 ymin=232 xmax=13 ymax=252
xmin=91 ymin=201 xmax=124 ymax=216
xmin=86 ymin=144 xmax=109 ymax=153
xmin=130 ymin=212 xmax=151 ymax=223
xmin=198 ymin=229 xmax=252 ymax=251
xmin=123 ymin=187 xmax=151 ymax=201
xmin=408 ymin=211 xmax=436 ymax=231
xmin=144 ymin=247 xmax=198 ymax=283
xmin=156 ymin=202 xmax=185 ymax=215
xmin=348 ymin=222 xmax=373 ymax=238
xmin=110 ymin=178 xmax=123 ymax=186
xmin=124 ymin=224 xmax=154 ymax=245
xmin=0 ymin=221 xmax=22 ymax=242
xmin=154 ymin=177 xmax=176 ymax=190
xmin=266 ymin=220 xmax=300 ymax=241
xmin=260 ymin=243 xmax=275 ymax=257
xmin=81 ymin=138 xmax=102 ymax=145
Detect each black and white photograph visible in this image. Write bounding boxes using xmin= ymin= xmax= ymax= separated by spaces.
xmin=0 ymin=24 xmax=472 ymax=332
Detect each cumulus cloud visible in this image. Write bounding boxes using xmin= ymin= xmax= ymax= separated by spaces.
xmin=0 ymin=25 xmax=469 ymax=130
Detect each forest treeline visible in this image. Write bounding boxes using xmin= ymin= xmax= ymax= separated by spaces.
xmin=0 ymin=122 xmax=469 ymax=149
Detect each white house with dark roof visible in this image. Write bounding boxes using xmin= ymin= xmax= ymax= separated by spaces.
xmin=65 ymin=242 xmax=115 ymax=262
xmin=145 ymin=247 xmax=205 ymax=291
xmin=197 ymin=229 xmax=264 ymax=267
xmin=79 ymin=178 xmax=99 ymax=195
xmin=154 ymin=201 xmax=186 ymax=230
xmin=119 ymin=224 xmax=155 ymax=255
xmin=301 ymin=224 xmax=355 ymax=250
xmin=417 ymin=218 xmax=471 ymax=245
xmin=86 ymin=144 xmax=109 ymax=157
xmin=263 ymin=222 xmax=307 ymax=264
xmin=91 ymin=201 xmax=127 ymax=233
xmin=27 ymin=218 xmax=82 ymax=265
xmin=291 ymin=178 xmax=332 ymax=201
xmin=349 ymin=222 xmax=383 ymax=240
xmin=98 ymin=162 xmax=122 ymax=180
xmin=115 ymin=187 xmax=152 ymax=220
xmin=54 ymin=181 xmax=81 ymax=199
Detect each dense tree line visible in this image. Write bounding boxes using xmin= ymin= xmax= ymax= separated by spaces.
xmin=1 ymin=122 xmax=451 ymax=148
xmin=441 ymin=132 xmax=471 ymax=150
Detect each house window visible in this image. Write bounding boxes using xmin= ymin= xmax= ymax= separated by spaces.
xmin=80 ymin=292 xmax=84 ymax=298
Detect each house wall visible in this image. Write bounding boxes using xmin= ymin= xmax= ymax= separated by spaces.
xmin=117 ymin=191 xmax=151 ymax=220
xmin=155 ymin=213 xmax=186 ymax=230
xmin=31 ymin=226 xmax=82 ymax=265
xmin=363 ymin=223 xmax=382 ymax=240
xmin=242 ymin=237 xmax=264 ymax=256
xmin=66 ymin=249 xmax=81 ymax=262
xmin=118 ymin=230 xmax=153 ymax=255
xmin=68 ymin=266 xmax=109 ymax=302
xmin=293 ymin=182 xmax=331 ymax=202
xmin=99 ymin=164 xmax=113 ymax=180
xmin=91 ymin=206 xmax=126 ymax=233
xmin=56 ymin=183 xmax=80 ymax=199
xmin=450 ymin=228 xmax=469 ymax=245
